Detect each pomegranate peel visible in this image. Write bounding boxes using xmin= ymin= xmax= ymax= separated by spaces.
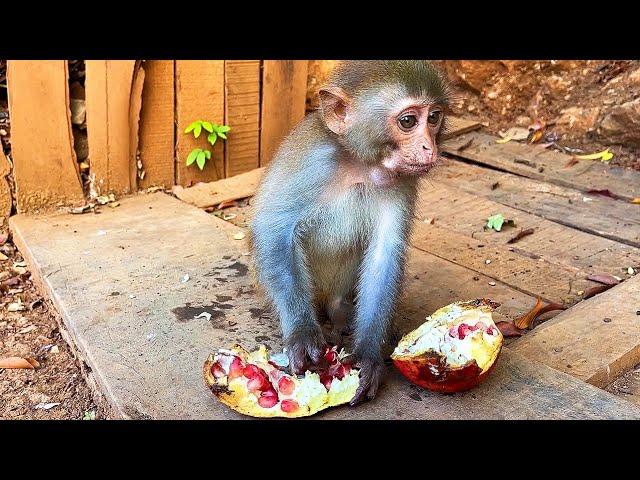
xmin=204 ymin=344 xmax=360 ymax=418
xmin=391 ymin=299 xmax=503 ymax=393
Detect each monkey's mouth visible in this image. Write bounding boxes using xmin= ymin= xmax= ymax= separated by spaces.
xmin=400 ymin=162 xmax=438 ymax=175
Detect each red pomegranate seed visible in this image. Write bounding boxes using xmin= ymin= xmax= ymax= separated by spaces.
xmin=243 ymin=364 xmax=260 ymax=379
xmin=343 ymin=363 xmax=352 ymax=374
xmin=278 ymin=376 xmax=295 ymax=396
xmin=486 ymin=326 xmax=495 ymax=335
xmin=228 ymin=357 xmax=245 ymax=380
xmin=458 ymin=323 xmax=472 ymax=340
xmin=324 ymin=349 xmax=338 ymax=363
xmin=320 ymin=372 xmax=333 ymax=391
xmin=280 ymin=400 xmax=299 ymax=413
xmin=468 ymin=323 xmax=480 ymax=332
xmin=211 ymin=362 xmax=225 ymax=378
xmin=258 ymin=390 xmax=279 ymax=408
xmin=247 ymin=373 xmax=271 ymax=392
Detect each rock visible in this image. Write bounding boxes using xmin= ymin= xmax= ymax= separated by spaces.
xmin=70 ymin=99 xmax=86 ymax=126
xmin=69 ymin=81 xmax=85 ymax=100
xmin=599 ymin=97 xmax=640 ymax=145
xmin=72 ymin=128 xmax=89 ymax=161
xmin=544 ymin=74 xmax=572 ymax=97
xmin=515 ymin=115 xmax=532 ymax=127
xmin=556 ymin=107 xmax=601 ymax=132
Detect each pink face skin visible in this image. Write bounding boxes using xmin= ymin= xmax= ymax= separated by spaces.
xmin=380 ymin=102 xmax=445 ymax=177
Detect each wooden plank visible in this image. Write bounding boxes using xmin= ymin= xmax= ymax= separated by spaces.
xmin=7 ymin=60 xmax=84 ymax=212
xmin=441 ymin=116 xmax=482 ymax=140
xmin=10 ymin=194 xmax=639 ymax=419
xmin=85 ymin=60 xmax=136 ymax=195
xmin=606 ymin=365 xmax=640 ymax=407
xmin=443 ymin=131 xmax=640 ymax=201
xmin=172 ymin=167 xmax=265 ymax=209
xmin=416 ymin=182 xmax=640 ymax=282
xmin=0 ymin=148 xmax=11 ymax=224
xmin=259 ymin=60 xmax=308 ymax=166
xmin=224 ymin=60 xmax=260 ymax=178
xmin=138 ymin=60 xmax=175 ymax=189
xmin=410 ymin=222 xmax=592 ymax=306
xmin=175 ymin=61 xmax=225 ymax=186
xmin=510 ymin=274 xmax=640 ymax=388
xmin=435 ymin=158 xmax=640 ymax=248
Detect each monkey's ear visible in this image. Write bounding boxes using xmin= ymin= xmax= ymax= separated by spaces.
xmin=318 ymin=87 xmax=351 ymax=135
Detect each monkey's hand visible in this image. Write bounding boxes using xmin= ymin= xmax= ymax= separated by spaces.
xmin=286 ymin=326 xmax=328 ymax=375
xmin=349 ymin=356 xmax=384 ymax=406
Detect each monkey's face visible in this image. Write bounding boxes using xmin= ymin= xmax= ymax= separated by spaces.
xmin=380 ymin=100 xmax=445 ymax=176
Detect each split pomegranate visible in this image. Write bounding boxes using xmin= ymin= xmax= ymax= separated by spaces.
xmin=391 ymin=299 xmax=504 ymax=393
xmin=203 ymin=344 xmax=360 ymax=418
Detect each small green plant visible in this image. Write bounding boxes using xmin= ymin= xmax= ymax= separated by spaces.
xmin=184 ymin=120 xmax=231 ymax=170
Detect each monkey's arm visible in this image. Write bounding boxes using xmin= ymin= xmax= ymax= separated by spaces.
xmin=351 ymin=198 xmax=410 ymax=404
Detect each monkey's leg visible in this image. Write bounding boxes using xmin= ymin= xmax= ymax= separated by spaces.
xmin=252 ymin=222 xmax=327 ymax=374
xmin=350 ymin=201 xmax=409 ymax=405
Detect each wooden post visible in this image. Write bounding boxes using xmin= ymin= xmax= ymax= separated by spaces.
xmin=7 ymin=60 xmax=85 ymax=212
xmin=175 ymin=60 xmax=225 ymax=186
xmin=224 ymin=60 xmax=261 ymax=178
xmin=138 ymin=60 xmax=176 ymax=189
xmin=259 ymin=60 xmax=308 ymax=166
xmin=85 ymin=60 xmax=137 ymax=195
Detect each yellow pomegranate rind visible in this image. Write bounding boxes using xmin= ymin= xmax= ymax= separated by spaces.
xmin=203 ymin=344 xmax=359 ymax=418
xmin=391 ymin=299 xmax=503 ymax=393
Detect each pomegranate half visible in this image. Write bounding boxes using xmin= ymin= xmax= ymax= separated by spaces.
xmin=203 ymin=344 xmax=359 ymax=418
xmin=391 ymin=299 xmax=503 ymax=393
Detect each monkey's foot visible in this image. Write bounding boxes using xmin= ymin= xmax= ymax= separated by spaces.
xmin=349 ymin=357 xmax=385 ymax=406
xmin=286 ymin=327 xmax=328 ymax=375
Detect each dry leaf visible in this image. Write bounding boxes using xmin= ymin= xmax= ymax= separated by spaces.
xmin=0 ymin=356 xmax=35 ymax=369
xmin=34 ymin=402 xmax=60 ymax=410
xmin=195 ymin=312 xmax=212 ymax=321
xmin=507 ymin=228 xmax=535 ymax=244
xmin=8 ymin=300 xmax=25 ymax=312
xmin=233 ymin=232 xmax=246 ymax=240
xmin=218 ymin=200 xmax=238 ymax=209
xmin=19 ymin=325 xmax=37 ymax=334
xmin=564 ymin=157 xmax=580 ymax=168
xmin=583 ymin=284 xmax=615 ymax=300
xmin=499 ymin=127 xmax=529 ymax=142
xmin=586 ymin=189 xmax=619 ymax=199
xmin=495 ymin=321 xmax=525 ymax=337
xmin=26 ymin=358 xmax=40 ymax=368
xmin=496 ymin=135 xmax=513 ymax=144
xmin=514 ymin=298 xmax=566 ymax=329
xmin=575 ymin=149 xmax=613 ymax=162
xmin=108 ymin=202 xmax=120 ymax=208
xmin=586 ymin=274 xmax=620 ymax=286
xmin=528 ymin=130 xmax=544 ymax=144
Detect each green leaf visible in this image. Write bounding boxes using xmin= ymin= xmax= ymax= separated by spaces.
xmin=204 ymin=149 xmax=211 ymax=160
xmin=207 ymin=132 xmax=218 ymax=146
xmin=486 ymin=214 xmax=505 ymax=232
xmin=196 ymin=150 xmax=206 ymax=170
xmin=186 ymin=149 xmax=201 ymax=166
xmin=194 ymin=123 xmax=202 ymax=138
xmin=217 ymin=132 xmax=227 ymax=140
xmin=201 ymin=121 xmax=214 ymax=133
xmin=184 ymin=121 xmax=200 ymax=134
xmin=217 ymin=125 xmax=231 ymax=133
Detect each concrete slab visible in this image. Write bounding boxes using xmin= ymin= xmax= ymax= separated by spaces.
xmin=10 ymin=193 xmax=640 ymax=419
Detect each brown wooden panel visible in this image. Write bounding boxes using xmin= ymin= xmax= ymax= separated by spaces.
xmin=260 ymin=60 xmax=308 ymax=166
xmin=511 ymin=274 xmax=640 ymax=388
xmin=85 ymin=60 xmax=136 ymax=195
xmin=443 ymin=131 xmax=640 ymax=201
xmin=175 ymin=60 xmax=225 ymax=186
xmin=224 ymin=60 xmax=260 ymax=178
xmin=7 ymin=60 xmax=84 ymax=212
xmin=138 ymin=60 xmax=175 ymax=189
xmin=128 ymin=63 xmax=145 ymax=192
xmin=434 ymin=158 xmax=640 ymax=248
xmin=0 ymin=148 xmax=11 ymax=224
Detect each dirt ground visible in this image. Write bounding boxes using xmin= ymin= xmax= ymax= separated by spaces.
xmin=0 ymin=231 xmax=104 ymax=420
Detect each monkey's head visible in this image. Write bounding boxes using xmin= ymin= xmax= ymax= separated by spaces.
xmin=318 ymin=60 xmax=451 ymax=177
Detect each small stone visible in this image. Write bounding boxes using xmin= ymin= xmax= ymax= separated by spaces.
xmin=603 ymin=317 xmax=612 ymax=323
xmin=473 ymin=276 xmax=480 ymax=281
xmin=628 ymin=266 xmax=636 ymax=275
xmin=488 ymin=281 xmax=496 ymax=286
xmin=485 ymin=259 xmax=491 ymax=264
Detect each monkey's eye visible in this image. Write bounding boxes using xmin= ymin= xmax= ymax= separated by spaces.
xmin=427 ymin=110 xmax=442 ymax=126
xmin=398 ymin=114 xmax=418 ymax=130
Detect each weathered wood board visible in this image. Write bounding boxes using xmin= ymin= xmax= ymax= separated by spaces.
xmin=443 ymin=131 xmax=640 ymax=201
xmin=259 ymin=61 xmax=308 ymax=166
xmin=85 ymin=60 xmax=137 ymax=195
xmin=10 ymin=192 xmax=639 ymax=419
xmin=224 ymin=60 xmax=261 ymax=178
xmin=175 ymin=61 xmax=225 ymax=186
xmin=7 ymin=60 xmax=85 ymax=211
xmin=511 ymin=274 xmax=640 ymax=388
xmin=434 ymin=159 xmax=640 ymax=248
xmin=138 ymin=60 xmax=175 ymax=189
xmin=0 ymin=148 xmax=11 ymax=224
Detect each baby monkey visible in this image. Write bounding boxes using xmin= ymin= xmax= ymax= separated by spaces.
xmin=250 ymin=61 xmax=451 ymax=405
